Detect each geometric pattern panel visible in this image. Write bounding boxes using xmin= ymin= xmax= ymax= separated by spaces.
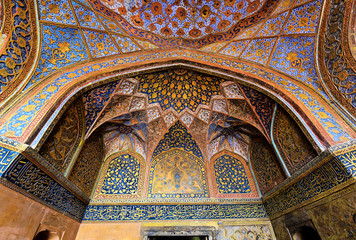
xmin=98 ymin=15 xmax=125 ymax=35
xmin=220 ymin=40 xmax=250 ymax=58
xmin=137 ymin=68 xmax=223 ymax=113
xmin=212 ymin=153 xmax=258 ymax=198
xmin=147 ymin=149 xmax=208 ymax=199
xmin=256 ymin=12 xmax=288 ymax=37
xmin=39 ymin=0 xmax=77 ymax=25
xmin=235 ymin=23 xmax=263 ymax=40
xmin=241 ymin=38 xmax=277 ymax=65
xmin=99 ymin=15 xmax=125 ymax=34
xmin=151 ymin=121 xmax=204 ymax=161
xmin=83 ymin=30 xmax=119 ymax=58
xmin=72 ymin=1 xmax=104 ymax=30
xmin=250 ymin=139 xmax=285 ymax=195
xmin=273 ymin=107 xmax=317 ymax=174
xmin=112 ymin=35 xmax=140 ymax=53
xmin=83 ymin=203 xmax=268 ymax=221
xmin=92 ymin=150 xmax=145 ymax=202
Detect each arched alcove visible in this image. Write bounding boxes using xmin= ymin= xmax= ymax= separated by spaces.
xmin=1 ymin=0 xmax=356 ymax=236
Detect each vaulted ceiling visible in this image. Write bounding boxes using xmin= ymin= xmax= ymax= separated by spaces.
xmin=0 ymin=0 xmax=355 ymax=148
xmin=0 ymin=0 xmax=355 ymax=230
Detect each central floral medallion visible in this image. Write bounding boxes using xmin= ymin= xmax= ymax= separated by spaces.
xmin=137 ymin=69 xmax=223 ymax=113
xmin=94 ymin=0 xmax=279 ymax=47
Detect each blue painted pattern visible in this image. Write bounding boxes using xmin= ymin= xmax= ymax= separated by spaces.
xmin=256 ymin=12 xmax=288 ymax=37
xmin=39 ymin=0 xmax=76 ymax=25
xmin=0 ymin=146 xmax=19 ymax=176
xmin=2 ymin=156 xmax=86 ymax=220
xmin=24 ymin=24 xmax=89 ymax=91
xmin=151 ymin=121 xmax=204 ymax=161
xmin=83 ymin=30 xmax=119 ymax=58
xmin=241 ymin=38 xmax=276 ymax=65
xmin=214 ymin=155 xmax=251 ymax=194
xmin=283 ymin=0 xmax=322 ymax=34
xmin=99 ymin=15 xmax=125 ymax=34
xmin=113 ymin=35 xmax=140 ymax=53
xmin=269 ymin=36 xmax=327 ymax=96
xmin=83 ymin=81 xmax=119 ymax=131
xmin=100 ymin=153 xmax=140 ymax=195
xmin=72 ymin=1 xmax=104 ymax=30
xmin=83 ymin=203 xmax=267 ymax=221
xmin=220 ymin=40 xmax=250 ymax=57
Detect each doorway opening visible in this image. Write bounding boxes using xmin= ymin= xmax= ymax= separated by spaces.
xmin=142 ymin=226 xmax=216 ymax=240
xmin=292 ymin=226 xmax=321 ymax=240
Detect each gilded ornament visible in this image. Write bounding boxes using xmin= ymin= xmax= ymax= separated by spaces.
xmin=5 ymin=58 xmax=16 ymax=69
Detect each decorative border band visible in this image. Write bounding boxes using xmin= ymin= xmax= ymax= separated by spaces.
xmin=83 ymin=202 xmax=268 ymax=221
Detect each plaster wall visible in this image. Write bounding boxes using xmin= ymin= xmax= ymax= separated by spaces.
xmin=76 ymin=223 xmax=141 ymax=240
xmin=0 ymin=184 xmax=80 ymax=240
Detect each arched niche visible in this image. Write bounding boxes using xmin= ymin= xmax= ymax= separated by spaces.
xmin=2 ymin=60 xmax=349 ymax=150
xmin=91 ymin=149 xmax=145 ymax=202
xmin=210 ymin=150 xmax=259 ymax=198
xmin=147 ymin=149 xmax=209 ymax=199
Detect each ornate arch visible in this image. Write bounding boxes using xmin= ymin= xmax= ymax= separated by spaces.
xmin=0 ymin=55 xmax=353 ymax=150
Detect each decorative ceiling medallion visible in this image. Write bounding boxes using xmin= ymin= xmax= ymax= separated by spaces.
xmin=89 ymin=0 xmax=280 ymax=48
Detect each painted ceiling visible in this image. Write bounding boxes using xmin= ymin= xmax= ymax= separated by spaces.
xmin=90 ymin=0 xmax=279 ymax=46
xmin=83 ymin=70 xmax=267 ymax=163
xmin=0 ymin=0 xmax=355 ymax=150
xmin=0 ymin=0 xmax=355 ymax=224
